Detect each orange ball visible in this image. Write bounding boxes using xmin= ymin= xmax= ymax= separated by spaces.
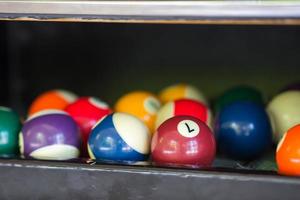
xmin=114 ymin=91 xmax=161 ymax=134
xmin=28 ymin=90 xmax=77 ymax=116
xmin=276 ymin=124 xmax=300 ymax=176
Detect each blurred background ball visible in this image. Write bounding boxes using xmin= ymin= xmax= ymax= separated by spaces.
xmin=215 ymin=102 xmax=272 ymax=160
xmin=65 ymin=97 xmax=112 ymax=156
xmin=28 ymin=89 xmax=77 ymax=116
xmin=115 ymin=91 xmax=161 ymax=133
xmin=280 ymin=82 xmax=300 ymax=92
xmin=158 ymin=83 xmax=207 ymax=105
xmin=0 ymin=107 xmax=21 ymax=157
xmin=267 ymin=91 xmax=300 ymax=143
xmin=214 ymin=86 xmax=263 ymax=113
xmin=155 ymin=99 xmax=212 ymax=130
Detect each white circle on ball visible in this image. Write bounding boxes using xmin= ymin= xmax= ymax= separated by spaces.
xmin=177 ymin=120 xmax=200 ymax=138
xmin=144 ymin=97 xmax=161 ymax=115
xmin=89 ymin=97 xmax=109 ymax=109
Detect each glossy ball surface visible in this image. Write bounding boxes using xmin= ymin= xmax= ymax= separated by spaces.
xmin=28 ymin=89 xmax=77 ymax=116
xmin=215 ymin=102 xmax=272 ymax=160
xmin=151 ymin=115 xmax=216 ymax=167
xmin=65 ymin=97 xmax=112 ymax=156
xmin=155 ymin=99 xmax=211 ymax=130
xmin=214 ymin=86 xmax=263 ymax=113
xmin=276 ymin=124 xmax=300 ymax=176
xmin=0 ymin=107 xmax=21 ymax=157
xmin=20 ymin=110 xmax=81 ymax=160
xmin=267 ymin=91 xmax=300 ymax=142
xmin=158 ymin=83 xmax=207 ymax=105
xmin=88 ymin=113 xmax=151 ymax=162
xmin=115 ymin=91 xmax=161 ymax=133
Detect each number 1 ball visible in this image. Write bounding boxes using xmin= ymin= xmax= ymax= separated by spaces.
xmin=151 ymin=115 xmax=216 ymax=167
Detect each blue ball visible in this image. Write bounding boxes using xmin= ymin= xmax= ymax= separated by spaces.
xmin=215 ymin=101 xmax=272 ymax=160
xmin=88 ymin=112 xmax=150 ymax=162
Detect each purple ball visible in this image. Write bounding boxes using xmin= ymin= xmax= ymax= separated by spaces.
xmin=20 ymin=110 xmax=81 ymax=160
xmin=281 ymin=82 xmax=300 ymax=92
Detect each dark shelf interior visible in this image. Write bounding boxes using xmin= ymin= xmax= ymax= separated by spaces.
xmin=0 ymin=21 xmax=300 ymax=199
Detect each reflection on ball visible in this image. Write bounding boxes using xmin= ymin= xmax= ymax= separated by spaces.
xmin=215 ymin=102 xmax=272 ymax=160
xmin=0 ymin=107 xmax=21 ymax=157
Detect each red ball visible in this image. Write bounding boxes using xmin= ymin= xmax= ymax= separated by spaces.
xmin=65 ymin=97 xmax=112 ymax=156
xmin=151 ymin=115 xmax=216 ymax=168
xmin=155 ymin=99 xmax=212 ymax=130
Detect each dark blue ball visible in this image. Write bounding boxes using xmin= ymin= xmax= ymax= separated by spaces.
xmin=215 ymin=101 xmax=272 ymax=160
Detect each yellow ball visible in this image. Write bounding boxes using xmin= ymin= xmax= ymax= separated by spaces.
xmin=267 ymin=91 xmax=300 ymax=143
xmin=114 ymin=91 xmax=161 ymax=134
xmin=158 ymin=83 xmax=207 ymax=105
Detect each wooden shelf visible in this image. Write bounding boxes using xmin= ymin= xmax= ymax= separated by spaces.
xmin=1 ymin=1 xmax=300 ymax=24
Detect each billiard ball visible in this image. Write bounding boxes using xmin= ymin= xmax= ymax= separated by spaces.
xmin=151 ymin=115 xmax=216 ymax=167
xmin=267 ymin=91 xmax=300 ymax=143
xmin=28 ymin=89 xmax=77 ymax=116
xmin=276 ymin=124 xmax=300 ymax=176
xmin=88 ymin=113 xmax=151 ymax=162
xmin=214 ymin=86 xmax=263 ymax=113
xmin=280 ymin=82 xmax=300 ymax=92
xmin=0 ymin=107 xmax=21 ymax=157
xmin=20 ymin=110 xmax=81 ymax=160
xmin=115 ymin=91 xmax=161 ymax=133
xmin=65 ymin=97 xmax=112 ymax=156
xmin=215 ymin=102 xmax=272 ymax=160
xmin=158 ymin=83 xmax=207 ymax=105
xmin=155 ymin=99 xmax=212 ymax=130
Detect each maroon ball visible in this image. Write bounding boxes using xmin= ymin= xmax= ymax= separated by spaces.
xmin=20 ymin=110 xmax=81 ymax=160
xmin=151 ymin=115 xmax=216 ymax=168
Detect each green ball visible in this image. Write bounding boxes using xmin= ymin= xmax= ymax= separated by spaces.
xmin=215 ymin=86 xmax=264 ymax=113
xmin=0 ymin=107 xmax=21 ymax=157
